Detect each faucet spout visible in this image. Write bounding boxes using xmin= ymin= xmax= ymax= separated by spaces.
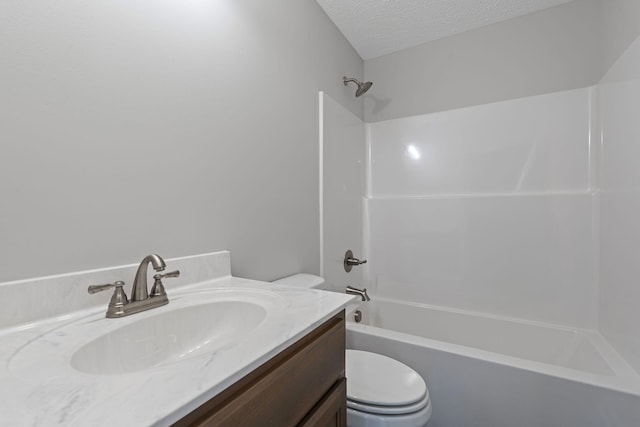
xmin=131 ymin=254 xmax=166 ymax=301
xmin=346 ymin=286 xmax=371 ymax=302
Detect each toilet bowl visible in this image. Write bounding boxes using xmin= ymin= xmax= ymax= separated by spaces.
xmin=272 ymin=274 xmax=432 ymax=427
xmin=346 ymin=350 xmax=432 ymax=427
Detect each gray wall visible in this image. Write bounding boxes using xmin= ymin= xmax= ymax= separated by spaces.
xmin=363 ymin=0 xmax=603 ymax=122
xmin=0 ymin=0 xmax=363 ymax=282
xmin=603 ymin=0 xmax=640 ymax=73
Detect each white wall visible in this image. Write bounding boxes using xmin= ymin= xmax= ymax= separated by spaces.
xmin=599 ymin=35 xmax=640 ymax=373
xmin=368 ymin=89 xmax=595 ymax=196
xmin=320 ymin=93 xmax=365 ymax=291
xmin=366 ymin=88 xmax=598 ymax=327
xmin=363 ymin=0 xmax=603 ymax=122
xmin=0 ymin=0 xmax=363 ymax=282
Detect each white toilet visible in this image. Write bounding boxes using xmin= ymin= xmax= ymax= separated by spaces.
xmin=346 ymin=349 xmax=431 ymax=427
xmin=272 ymin=274 xmax=432 ymax=427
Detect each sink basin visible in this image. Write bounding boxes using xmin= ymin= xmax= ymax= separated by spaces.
xmin=71 ymin=300 xmax=266 ymax=375
xmin=9 ymin=288 xmax=285 ymax=377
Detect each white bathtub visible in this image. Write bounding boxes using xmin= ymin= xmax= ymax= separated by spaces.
xmin=346 ymin=298 xmax=640 ymax=427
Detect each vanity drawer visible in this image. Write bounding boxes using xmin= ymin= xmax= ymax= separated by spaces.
xmin=298 ymin=377 xmax=347 ymax=427
xmin=175 ymin=311 xmax=346 ymax=427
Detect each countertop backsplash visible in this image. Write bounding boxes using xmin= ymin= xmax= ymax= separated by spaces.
xmin=0 ymin=251 xmax=231 ymax=330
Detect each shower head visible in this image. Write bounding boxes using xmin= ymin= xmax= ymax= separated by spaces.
xmin=343 ymin=76 xmax=373 ymax=97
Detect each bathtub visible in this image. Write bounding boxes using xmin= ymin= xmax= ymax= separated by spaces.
xmin=345 ymin=297 xmax=640 ymax=427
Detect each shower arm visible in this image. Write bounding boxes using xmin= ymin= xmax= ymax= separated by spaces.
xmin=343 ymin=77 xmax=361 ymax=85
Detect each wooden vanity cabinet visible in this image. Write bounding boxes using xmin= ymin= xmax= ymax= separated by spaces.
xmin=174 ymin=311 xmax=346 ymax=427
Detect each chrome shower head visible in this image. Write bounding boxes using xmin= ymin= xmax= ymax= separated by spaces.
xmin=343 ymin=76 xmax=373 ymax=97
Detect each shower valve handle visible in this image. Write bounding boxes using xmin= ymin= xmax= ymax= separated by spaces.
xmin=344 ymin=250 xmax=367 ymax=272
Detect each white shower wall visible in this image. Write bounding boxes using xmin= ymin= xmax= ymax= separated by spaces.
xmin=366 ymin=88 xmax=599 ymax=328
xmin=599 ymin=35 xmax=640 ymax=374
xmin=320 ymin=93 xmax=366 ymax=292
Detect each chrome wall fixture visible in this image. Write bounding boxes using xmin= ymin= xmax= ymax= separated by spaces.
xmin=344 ymin=249 xmax=367 ymax=272
xmin=343 ymin=76 xmax=373 ymax=97
xmin=346 ymin=286 xmax=371 ymax=302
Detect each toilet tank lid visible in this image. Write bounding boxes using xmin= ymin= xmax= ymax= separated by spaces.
xmin=271 ymin=273 xmax=325 ymax=288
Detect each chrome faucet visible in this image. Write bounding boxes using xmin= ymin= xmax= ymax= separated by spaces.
xmin=88 ymin=254 xmax=180 ymax=318
xmin=132 ymin=254 xmax=166 ymax=301
xmin=346 ymin=286 xmax=371 ymax=302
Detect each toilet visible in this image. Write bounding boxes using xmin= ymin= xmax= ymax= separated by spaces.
xmin=272 ymin=274 xmax=432 ymax=427
xmin=346 ymin=349 xmax=431 ymax=427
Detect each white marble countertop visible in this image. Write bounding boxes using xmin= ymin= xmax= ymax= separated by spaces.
xmin=0 ymin=275 xmax=355 ymax=426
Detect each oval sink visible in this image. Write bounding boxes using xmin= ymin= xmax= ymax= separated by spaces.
xmin=8 ymin=287 xmax=286 ymax=378
xmin=71 ymin=300 xmax=266 ymax=375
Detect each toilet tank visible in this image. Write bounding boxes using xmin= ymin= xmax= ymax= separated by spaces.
xmin=272 ymin=273 xmax=325 ymax=289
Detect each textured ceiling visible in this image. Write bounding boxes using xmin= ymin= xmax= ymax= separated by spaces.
xmin=316 ymin=0 xmax=575 ymax=60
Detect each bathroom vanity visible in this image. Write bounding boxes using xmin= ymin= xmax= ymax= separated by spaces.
xmin=175 ymin=312 xmax=346 ymax=426
xmin=0 ymin=251 xmax=354 ymax=426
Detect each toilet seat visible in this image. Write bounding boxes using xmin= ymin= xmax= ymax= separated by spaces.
xmin=346 ymin=349 xmax=430 ymax=417
xmin=347 ymin=391 xmax=430 ymax=415
xmin=347 ymin=401 xmax=432 ymax=427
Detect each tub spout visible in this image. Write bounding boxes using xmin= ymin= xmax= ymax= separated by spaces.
xmin=346 ymin=286 xmax=371 ymax=302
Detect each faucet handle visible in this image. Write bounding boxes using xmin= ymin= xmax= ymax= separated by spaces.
xmin=156 ymin=270 xmax=180 ymax=279
xmin=88 ymin=281 xmax=126 ymax=294
xmin=344 ymin=250 xmax=367 ymax=272
xmin=88 ymin=281 xmax=129 ymax=317
xmin=150 ymin=270 xmax=180 ymax=297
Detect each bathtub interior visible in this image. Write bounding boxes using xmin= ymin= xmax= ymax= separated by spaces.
xmin=346 ymin=324 xmax=640 ymax=427
xmin=345 ymin=297 xmax=640 ymax=394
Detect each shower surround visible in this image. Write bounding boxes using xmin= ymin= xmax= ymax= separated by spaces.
xmin=362 ymin=35 xmax=640 ymax=376
xmin=322 ymin=33 xmax=640 ymax=427
xmin=365 ymin=87 xmax=598 ymax=329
